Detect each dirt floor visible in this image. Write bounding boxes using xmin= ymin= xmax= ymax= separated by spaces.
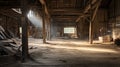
xmin=19 ymin=38 xmax=120 ymax=67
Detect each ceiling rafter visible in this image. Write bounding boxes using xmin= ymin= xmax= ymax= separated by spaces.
xmin=76 ymin=0 xmax=99 ymax=22
xmin=39 ymin=0 xmax=50 ymax=18
xmin=0 ymin=9 xmax=21 ymax=19
xmin=91 ymin=0 xmax=102 ymax=21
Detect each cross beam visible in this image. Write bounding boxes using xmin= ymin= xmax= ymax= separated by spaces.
xmin=76 ymin=0 xmax=98 ymax=22
xmin=39 ymin=0 xmax=50 ymax=18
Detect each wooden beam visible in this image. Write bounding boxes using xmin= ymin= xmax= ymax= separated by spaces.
xmin=92 ymin=1 xmax=102 ymax=21
xmin=39 ymin=0 xmax=51 ymax=42
xmin=91 ymin=0 xmax=97 ymax=4
xmin=76 ymin=14 xmax=90 ymax=22
xmin=0 ymin=11 xmax=17 ymax=19
xmin=46 ymin=17 xmax=51 ymax=40
xmin=50 ymin=9 xmax=83 ymax=16
xmin=52 ymin=15 xmax=77 ymax=18
xmin=48 ymin=18 xmax=51 ymax=40
xmin=39 ymin=0 xmax=50 ymax=18
xmin=53 ymin=19 xmax=75 ymax=22
xmin=21 ymin=16 xmax=29 ymax=62
xmin=76 ymin=0 xmax=98 ymax=22
xmin=50 ymin=8 xmax=83 ymax=12
xmin=51 ymin=12 xmax=83 ymax=16
xmin=76 ymin=14 xmax=89 ymax=22
xmin=84 ymin=0 xmax=97 ymax=13
xmin=0 ymin=9 xmax=21 ymax=19
xmin=89 ymin=0 xmax=102 ymax=44
xmin=21 ymin=0 xmax=29 ymax=62
xmin=52 ymin=16 xmax=77 ymax=19
xmin=53 ymin=18 xmax=76 ymax=21
xmin=39 ymin=0 xmax=45 ymax=5
xmin=42 ymin=5 xmax=46 ymax=43
xmin=91 ymin=1 xmax=102 ymax=10
xmin=89 ymin=17 xmax=93 ymax=44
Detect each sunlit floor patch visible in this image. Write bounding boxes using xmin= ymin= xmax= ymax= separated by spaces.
xmin=28 ymin=38 xmax=120 ymax=65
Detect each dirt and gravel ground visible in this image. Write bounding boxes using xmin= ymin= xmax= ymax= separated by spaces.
xmin=23 ymin=38 xmax=120 ymax=66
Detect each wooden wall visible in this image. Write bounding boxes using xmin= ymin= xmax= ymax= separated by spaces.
xmin=93 ymin=9 xmax=108 ymax=39
xmin=0 ymin=14 xmax=19 ymax=37
xmin=76 ymin=18 xmax=89 ymax=39
xmin=51 ymin=21 xmax=76 ymax=38
xmin=108 ymin=0 xmax=120 ymax=40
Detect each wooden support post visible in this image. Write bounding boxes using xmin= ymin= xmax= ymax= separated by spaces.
xmin=76 ymin=22 xmax=79 ymax=38
xmin=45 ymin=16 xmax=48 ymax=40
xmin=21 ymin=16 xmax=29 ymax=62
xmin=89 ymin=0 xmax=102 ymax=44
xmin=21 ymin=0 xmax=29 ymax=62
xmin=46 ymin=17 xmax=49 ymax=40
xmin=49 ymin=18 xmax=51 ymax=40
xmin=89 ymin=4 xmax=93 ymax=44
xmin=45 ymin=17 xmax=51 ymax=40
xmin=89 ymin=19 xmax=93 ymax=44
xmin=39 ymin=0 xmax=50 ymax=42
xmin=39 ymin=0 xmax=50 ymax=18
xmin=42 ymin=5 xmax=46 ymax=43
xmin=47 ymin=18 xmax=51 ymax=40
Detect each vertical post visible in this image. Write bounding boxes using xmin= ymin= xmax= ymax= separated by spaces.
xmin=21 ymin=0 xmax=29 ymax=62
xmin=46 ymin=17 xmax=49 ymax=40
xmin=45 ymin=16 xmax=48 ymax=40
xmin=42 ymin=5 xmax=46 ymax=43
xmin=49 ymin=18 xmax=51 ymax=40
xmin=21 ymin=17 xmax=29 ymax=62
xmin=47 ymin=17 xmax=51 ymax=40
xmin=89 ymin=4 xmax=93 ymax=44
xmin=89 ymin=20 xmax=93 ymax=44
xmin=76 ymin=21 xmax=79 ymax=38
xmin=89 ymin=0 xmax=101 ymax=44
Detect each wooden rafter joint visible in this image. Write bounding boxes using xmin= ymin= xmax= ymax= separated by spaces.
xmin=91 ymin=0 xmax=102 ymax=9
xmin=84 ymin=0 xmax=97 ymax=13
xmin=39 ymin=0 xmax=50 ymax=18
xmin=39 ymin=0 xmax=45 ymax=5
xmin=76 ymin=0 xmax=102 ymax=22
xmin=91 ymin=0 xmax=102 ymax=22
xmin=76 ymin=14 xmax=90 ymax=22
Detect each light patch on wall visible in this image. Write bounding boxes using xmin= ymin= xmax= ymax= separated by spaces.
xmin=27 ymin=10 xmax=43 ymax=28
xmin=19 ymin=27 xmax=22 ymax=33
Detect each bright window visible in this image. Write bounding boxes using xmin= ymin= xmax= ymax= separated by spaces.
xmin=64 ymin=27 xmax=75 ymax=34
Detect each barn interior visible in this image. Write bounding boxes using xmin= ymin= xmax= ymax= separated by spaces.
xmin=0 ymin=0 xmax=120 ymax=67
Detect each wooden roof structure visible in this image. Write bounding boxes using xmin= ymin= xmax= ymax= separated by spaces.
xmin=45 ymin=0 xmax=111 ymax=22
xmin=0 ymin=0 xmax=112 ymax=22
